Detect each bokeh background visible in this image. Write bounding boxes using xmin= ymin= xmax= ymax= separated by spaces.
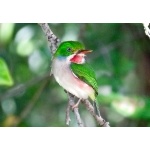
xmin=0 ymin=23 xmax=150 ymax=127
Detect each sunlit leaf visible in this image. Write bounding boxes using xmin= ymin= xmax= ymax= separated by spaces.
xmin=0 ymin=23 xmax=15 ymax=44
xmin=0 ymin=58 xmax=14 ymax=86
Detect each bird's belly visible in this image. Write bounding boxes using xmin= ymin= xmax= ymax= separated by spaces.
xmin=52 ymin=59 xmax=94 ymax=99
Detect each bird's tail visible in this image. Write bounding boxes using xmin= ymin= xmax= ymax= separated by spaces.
xmin=93 ymin=101 xmax=100 ymax=117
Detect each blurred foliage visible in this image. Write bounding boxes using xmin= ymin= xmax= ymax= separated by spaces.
xmin=0 ymin=23 xmax=150 ymax=127
xmin=0 ymin=58 xmax=13 ymax=86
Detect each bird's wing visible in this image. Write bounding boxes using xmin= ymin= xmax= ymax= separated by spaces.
xmin=70 ymin=63 xmax=98 ymax=96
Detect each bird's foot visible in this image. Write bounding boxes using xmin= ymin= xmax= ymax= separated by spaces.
xmin=71 ymin=98 xmax=82 ymax=110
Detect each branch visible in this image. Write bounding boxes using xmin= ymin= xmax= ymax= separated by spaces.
xmin=66 ymin=100 xmax=71 ymax=125
xmin=38 ymin=23 xmax=60 ymax=54
xmin=83 ymin=99 xmax=110 ymax=127
xmin=67 ymin=93 xmax=84 ymax=127
xmin=38 ymin=23 xmax=110 ymax=127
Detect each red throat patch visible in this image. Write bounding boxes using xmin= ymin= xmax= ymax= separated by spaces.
xmin=70 ymin=54 xmax=84 ymax=63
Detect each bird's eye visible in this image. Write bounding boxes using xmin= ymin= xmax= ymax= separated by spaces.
xmin=67 ymin=48 xmax=71 ymax=52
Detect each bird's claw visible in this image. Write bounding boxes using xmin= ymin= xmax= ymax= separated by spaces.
xmin=71 ymin=98 xmax=82 ymax=110
xmin=71 ymin=103 xmax=79 ymax=110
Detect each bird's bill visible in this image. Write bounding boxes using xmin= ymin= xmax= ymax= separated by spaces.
xmin=77 ymin=49 xmax=93 ymax=54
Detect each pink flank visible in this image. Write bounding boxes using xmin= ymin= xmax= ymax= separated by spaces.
xmin=75 ymin=74 xmax=93 ymax=90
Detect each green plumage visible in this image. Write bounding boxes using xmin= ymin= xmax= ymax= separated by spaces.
xmin=54 ymin=41 xmax=85 ymax=57
xmin=70 ymin=62 xmax=98 ymax=98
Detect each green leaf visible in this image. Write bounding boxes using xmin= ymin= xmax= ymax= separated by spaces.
xmin=0 ymin=58 xmax=14 ymax=86
xmin=0 ymin=23 xmax=15 ymax=44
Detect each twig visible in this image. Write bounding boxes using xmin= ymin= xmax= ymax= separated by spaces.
xmin=66 ymin=100 xmax=71 ymax=125
xmin=38 ymin=23 xmax=60 ymax=54
xmin=83 ymin=99 xmax=110 ymax=127
xmin=38 ymin=23 xmax=110 ymax=127
xmin=68 ymin=93 xmax=84 ymax=127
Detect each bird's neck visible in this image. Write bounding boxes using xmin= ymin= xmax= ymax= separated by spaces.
xmin=57 ymin=54 xmax=85 ymax=65
xmin=56 ymin=56 xmax=70 ymax=65
xmin=53 ymin=56 xmax=70 ymax=71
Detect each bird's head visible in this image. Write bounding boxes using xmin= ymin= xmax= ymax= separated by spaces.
xmin=54 ymin=41 xmax=92 ymax=64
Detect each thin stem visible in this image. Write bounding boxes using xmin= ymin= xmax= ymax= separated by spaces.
xmin=83 ymin=99 xmax=110 ymax=127
xmin=66 ymin=101 xmax=71 ymax=125
xmin=68 ymin=93 xmax=84 ymax=127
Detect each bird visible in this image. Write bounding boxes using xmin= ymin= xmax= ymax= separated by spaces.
xmin=51 ymin=41 xmax=100 ymax=116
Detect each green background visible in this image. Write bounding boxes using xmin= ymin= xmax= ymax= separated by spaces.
xmin=0 ymin=23 xmax=150 ymax=127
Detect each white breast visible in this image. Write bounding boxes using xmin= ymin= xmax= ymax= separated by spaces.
xmin=51 ymin=57 xmax=94 ymax=99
